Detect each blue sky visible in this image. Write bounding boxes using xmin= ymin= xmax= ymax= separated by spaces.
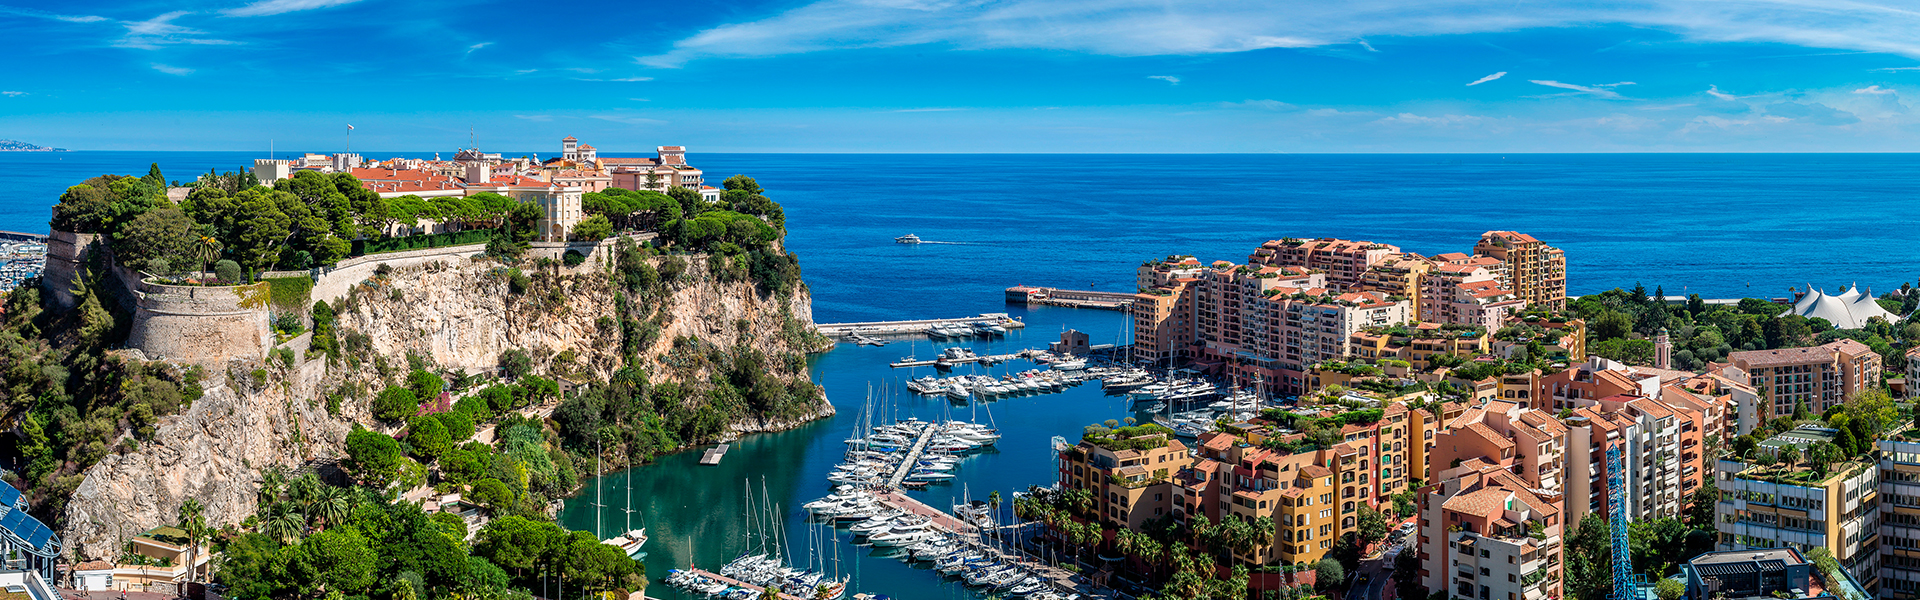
xmin=5 ymin=0 xmax=1920 ymax=152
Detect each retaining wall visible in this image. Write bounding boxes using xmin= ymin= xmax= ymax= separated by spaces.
xmin=309 ymin=244 xmax=489 ymax=304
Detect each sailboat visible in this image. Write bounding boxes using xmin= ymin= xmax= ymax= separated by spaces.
xmin=598 ymin=440 xmax=649 ymax=557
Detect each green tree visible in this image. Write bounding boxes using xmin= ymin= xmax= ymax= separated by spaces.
xmin=52 ymin=184 xmax=115 ymax=233
xmin=408 ymin=368 xmax=445 ymax=402
xmin=293 ymin=528 xmax=378 ymax=594
xmin=436 ymin=409 xmax=476 ymax=444
xmin=471 ymin=478 xmax=513 ymax=512
xmin=345 ymin=426 xmax=403 ymax=487
xmin=1565 ymin=514 xmax=1614 ymax=600
xmin=373 ymin=386 xmax=421 ymax=422
xmin=177 ymin=498 xmax=208 ymax=584
xmin=1655 ymin=577 xmax=1685 ymax=600
xmin=143 ymin=163 xmax=166 ymax=187
xmin=1592 ymin=310 xmax=1633 ymax=340
xmin=570 ymin=214 xmax=613 ymax=241
xmin=722 ymin=175 xmax=763 ymax=194
xmin=213 ymin=259 xmax=242 ymax=283
xmin=1314 ymin=557 xmax=1344 ymax=590
xmin=407 ymin=415 xmax=452 ymax=462
xmin=114 ymin=205 xmax=199 ymax=272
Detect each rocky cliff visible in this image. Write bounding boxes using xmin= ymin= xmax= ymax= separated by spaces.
xmin=59 ymin=247 xmax=831 ymax=558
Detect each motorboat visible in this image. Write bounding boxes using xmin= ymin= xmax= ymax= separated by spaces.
xmin=896 ymin=234 xmax=922 ymax=244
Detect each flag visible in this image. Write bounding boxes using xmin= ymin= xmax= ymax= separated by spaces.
xmin=347 ymin=124 xmax=355 ymax=130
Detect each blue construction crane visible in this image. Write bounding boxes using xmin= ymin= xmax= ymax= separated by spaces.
xmin=1607 ymin=445 xmax=1640 ymax=600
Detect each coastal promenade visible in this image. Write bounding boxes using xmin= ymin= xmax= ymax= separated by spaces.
xmin=1005 ymin=286 xmax=1135 ymax=311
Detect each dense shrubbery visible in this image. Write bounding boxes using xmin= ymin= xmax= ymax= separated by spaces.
xmin=1572 ymin=284 xmax=1920 ymax=371
xmin=357 ymin=229 xmax=498 ymax=255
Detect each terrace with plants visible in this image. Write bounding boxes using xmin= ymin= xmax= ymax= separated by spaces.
xmin=1081 ymin=423 xmax=1177 ymax=453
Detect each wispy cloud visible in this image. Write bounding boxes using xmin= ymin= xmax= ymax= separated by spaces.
xmin=1854 ymin=85 xmax=1896 ymax=94
xmin=635 ymin=0 xmax=1920 ymax=67
xmin=1467 ymin=71 xmax=1506 ymax=86
xmin=151 ymin=63 xmax=194 ymax=75
xmin=1218 ymin=99 xmax=1295 ymax=110
xmin=1148 ymin=75 xmax=1180 ymax=84
xmin=629 ymin=98 xmax=650 ymax=102
xmin=575 ymin=77 xmax=654 ymax=82
xmin=591 ymin=115 xmax=667 ymax=125
xmin=890 ymin=107 xmax=965 ymax=112
xmin=1706 ymin=85 xmax=1737 ymax=99
xmin=222 ymin=0 xmax=365 ymax=17
xmin=1 ymin=91 xmax=26 ymax=97
xmin=1356 ymin=39 xmax=1378 ymax=52
xmin=465 ymin=42 xmax=492 ymax=55
xmin=1872 ymin=66 xmax=1920 ymax=72
xmin=0 ymin=5 xmax=108 ymax=22
xmin=118 ymin=12 xmax=239 ymax=49
xmin=1529 ymin=79 xmax=1636 ymax=99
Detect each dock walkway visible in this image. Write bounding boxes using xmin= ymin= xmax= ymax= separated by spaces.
xmin=870 ymin=491 xmax=1083 ymax=594
xmin=699 ymin=444 xmax=730 ymax=465
xmin=681 ymin=568 xmax=805 ymax=600
xmin=889 ymin=349 xmax=1033 ymax=369
xmin=886 ymin=423 xmax=939 ymax=488
xmin=817 ymin=314 xmax=1024 ymax=337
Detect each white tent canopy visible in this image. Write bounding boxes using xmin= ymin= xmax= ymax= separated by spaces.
xmin=1786 ymin=283 xmax=1901 ymax=329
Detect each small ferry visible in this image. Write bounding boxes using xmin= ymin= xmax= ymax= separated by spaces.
xmin=895 ymin=234 xmax=921 ymax=244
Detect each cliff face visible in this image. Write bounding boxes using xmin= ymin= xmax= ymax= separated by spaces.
xmin=60 ymin=248 xmax=829 ymax=558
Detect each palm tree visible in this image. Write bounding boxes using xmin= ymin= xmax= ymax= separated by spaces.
xmin=309 ymin=484 xmax=353 ymax=531
xmin=193 ymin=236 xmax=222 ymax=281
xmin=289 ymin=473 xmax=322 ymax=507
xmin=257 ymin=466 xmax=288 ymax=512
xmin=177 ymin=499 xmax=207 ymax=584
xmin=263 ymin=502 xmax=305 ymax=545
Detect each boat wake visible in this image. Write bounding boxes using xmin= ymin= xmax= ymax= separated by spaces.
xmin=914 ymin=241 xmax=972 ymax=245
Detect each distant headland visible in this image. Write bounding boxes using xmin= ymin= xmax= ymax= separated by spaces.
xmin=0 ymin=139 xmax=66 ymax=151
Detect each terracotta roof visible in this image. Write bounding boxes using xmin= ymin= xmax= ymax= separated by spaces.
xmin=1731 ymin=346 xmax=1840 ymax=368
xmin=1442 ymin=488 xmax=1510 ymax=518
xmin=563 ymin=136 xmax=578 ymax=141
xmin=1628 ymin=398 xmax=1675 ymax=420
xmin=1385 ymin=403 xmax=1408 ymax=415
xmin=1300 ymin=464 xmax=1332 ymax=478
xmin=1462 ymin=423 xmax=1516 ymax=450
xmin=1199 ymin=431 xmax=1236 ymax=452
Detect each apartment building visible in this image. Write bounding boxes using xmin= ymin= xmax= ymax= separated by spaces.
xmin=1909 ymin=347 xmax=1920 ymax=399
xmin=1249 ymin=238 xmax=1402 ymax=290
xmin=1431 ymin=400 xmax=1568 ymax=493
xmin=1416 ymin=462 xmax=1566 ymax=600
xmin=1347 ymin=322 xmax=1491 ymax=370
xmin=1562 ymin=407 xmax=1635 ymax=529
xmin=1058 ymin=428 xmax=1194 ymax=530
xmin=1473 ymin=231 xmax=1568 ymax=312
xmin=1880 ymin=439 xmax=1920 ymax=598
xmin=1358 ymin=253 xmax=1433 ymax=315
xmin=1731 ymin=339 xmax=1884 ymax=414
xmin=1598 ymin=395 xmax=1688 ymax=518
xmin=1714 ymin=428 xmax=1881 ymax=589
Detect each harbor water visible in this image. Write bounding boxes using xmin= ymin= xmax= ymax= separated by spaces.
xmin=555 ymin=305 xmax=1134 ymax=600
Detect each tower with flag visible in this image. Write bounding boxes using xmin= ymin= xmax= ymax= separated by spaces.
xmin=346 ymin=123 xmax=354 ymax=153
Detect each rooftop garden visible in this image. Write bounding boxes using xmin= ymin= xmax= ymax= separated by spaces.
xmin=1082 ymin=423 xmax=1176 ymax=452
xmin=1315 ymin=360 xmax=1382 ymax=377
xmin=1364 ymin=323 xmax=1486 ymax=340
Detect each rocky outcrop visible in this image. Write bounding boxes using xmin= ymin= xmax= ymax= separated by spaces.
xmin=58 ymin=249 xmax=829 ymax=559
xmin=62 ymin=357 xmax=347 ymax=558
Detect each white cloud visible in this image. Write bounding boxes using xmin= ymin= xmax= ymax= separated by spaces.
xmin=222 ymin=0 xmax=365 ymax=17
xmin=514 ymin=115 xmax=554 ymax=121
xmin=1 ymin=91 xmax=26 ymax=97
xmin=1467 ymin=71 xmax=1506 ymax=86
xmin=466 ymin=42 xmax=492 ymax=55
xmin=117 ymin=11 xmax=240 ymax=48
xmin=1706 ymin=85 xmax=1736 ymax=99
xmin=1375 ymin=112 xmax=1485 ymax=126
xmin=891 ymin=107 xmax=966 ymax=112
xmin=1529 ymin=79 xmax=1636 ymax=99
xmin=1854 ymin=85 xmax=1895 ymax=94
xmin=634 ymin=0 xmax=1920 ymax=67
xmin=0 ymin=5 xmax=108 ymax=22
xmin=576 ymin=77 xmax=655 ymax=82
xmin=151 ymin=63 xmax=194 ymax=75
xmin=1873 ymin=66 xmax=1920 ymax=71
xmin=1148 ymin=75 xmax=1180 ymax=84
xmin=1356 ymin=39 xmax=1377 ymax=52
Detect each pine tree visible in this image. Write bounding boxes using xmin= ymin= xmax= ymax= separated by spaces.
xmin=144 ymin=162 xmax=165 ymax=187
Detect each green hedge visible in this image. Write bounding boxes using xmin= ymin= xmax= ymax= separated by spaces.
xmin=354 ymin=229 xmax=497 ymax=256
xmin=263 ymin=277 xmax=313 ymax=315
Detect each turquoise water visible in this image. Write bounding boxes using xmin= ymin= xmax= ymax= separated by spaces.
xmin=554 ymin=304 xmax=1134 ymax=599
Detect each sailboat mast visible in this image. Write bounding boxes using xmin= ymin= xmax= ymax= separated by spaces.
xmin=595 ymin=437 xmax=603 ymax=539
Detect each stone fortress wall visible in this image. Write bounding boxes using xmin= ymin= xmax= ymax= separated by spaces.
xmin=42 ymin=228 xmax=651 ymax=365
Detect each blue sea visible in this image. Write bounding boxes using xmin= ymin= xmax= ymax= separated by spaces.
xmin=4 ymin=152 xmax=1918 ymax=320
xmin=6 ymin=151 xmax=1916 ymax=599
